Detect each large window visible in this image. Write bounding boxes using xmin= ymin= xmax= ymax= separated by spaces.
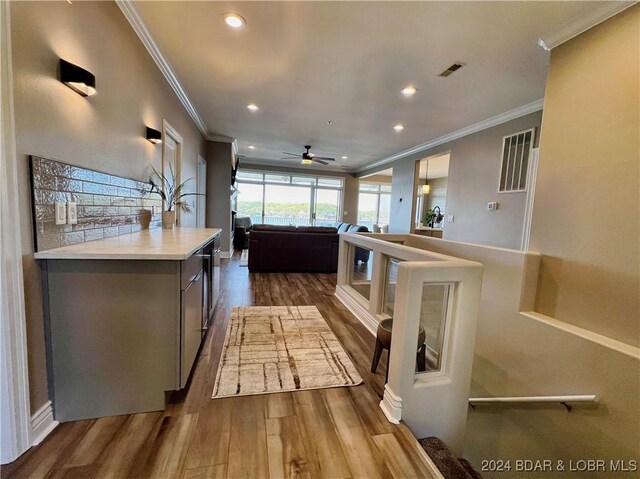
xmin=236 ymin=170 xmax=343 ymax=226
xmin=357 ymin=183 xmax=391 ymax=229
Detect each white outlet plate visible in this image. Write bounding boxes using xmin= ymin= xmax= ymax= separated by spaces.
xmin=55 ymin=201 xmax=67 ymax=225
xmin=487 ymin=202 xmax=498 ymax=211
xmin=67 ymin=202 xmax=78 ymax=224
xmin=447 ymin=215 xmax=454 ymax=223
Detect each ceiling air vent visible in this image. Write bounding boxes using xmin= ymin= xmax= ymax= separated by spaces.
xmin=438 ymin=62 xmax=465 ymax=77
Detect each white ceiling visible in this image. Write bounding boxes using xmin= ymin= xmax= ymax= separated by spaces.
xmin=135 ymin=1 xmax=609 ymax=172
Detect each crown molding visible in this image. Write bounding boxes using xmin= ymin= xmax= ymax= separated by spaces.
xmin=357 ymin=99 xmax=544 ymax=173
xmin=207 ymin=133 xmax=235 ymax=143
xmin=115 ymin=0 xmax=209 ymax=138
xmin=538 ymin=1 xmax=637 ymax=51
xmin=241 ymin=157 xmax=353 ymax=174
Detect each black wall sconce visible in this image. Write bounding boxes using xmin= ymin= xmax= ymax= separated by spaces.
xmin=59 ymin=59 xmax=96 ymax=97
xmin=146 ymin=127 xmax=162 ymax=144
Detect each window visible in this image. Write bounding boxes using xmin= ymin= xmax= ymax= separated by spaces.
xmin=236 ymin=169 xmax=344 ymax=226
xmin=357 ymin=183 xmax=391 ymax=229
xmin=499 ymin=129 xmax=534 ymax=192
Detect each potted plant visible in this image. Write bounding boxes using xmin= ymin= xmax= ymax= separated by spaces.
xmin=145 ymin=163 xmax=199 ymax=229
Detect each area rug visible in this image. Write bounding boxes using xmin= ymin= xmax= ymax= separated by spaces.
xmin=239 ymin=249 xmax=249 ymax=267
xmin=212 ymin=306 xmax=363 ymax=398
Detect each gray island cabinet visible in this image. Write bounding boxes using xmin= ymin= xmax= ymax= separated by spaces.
xmin=35 ymin=228 xmax=222 ymax=422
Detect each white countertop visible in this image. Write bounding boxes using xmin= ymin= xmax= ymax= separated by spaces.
xmin=34 ymin=228 xmax=222 ymax=260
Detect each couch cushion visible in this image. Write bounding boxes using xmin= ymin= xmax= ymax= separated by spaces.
xmin=337 ymin=223 xmax=351 ymax=233
xmin=347 ymin=224 xmax=369 ymax=233
xmin=252 ymin=224 xmax=298 ymax=232
xmin=235 ymin=216 xmax=252 ymax=229
xmin=297 ymin=226 xmax=338 ymax=234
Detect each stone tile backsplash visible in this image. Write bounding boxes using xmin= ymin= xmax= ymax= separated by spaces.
xmin=30 ymin=156 xmax=163 ymax=251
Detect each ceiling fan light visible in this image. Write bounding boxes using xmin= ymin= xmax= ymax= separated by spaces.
xmin=301 ymin=159 xmax=313 ymax=165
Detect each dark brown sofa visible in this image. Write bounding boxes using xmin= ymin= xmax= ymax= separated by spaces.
xmin=248 ymin=224 xmax=339 ymax=272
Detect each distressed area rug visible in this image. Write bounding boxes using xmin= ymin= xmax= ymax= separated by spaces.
xmin=212 ymin=306 xmax=363 ymax=398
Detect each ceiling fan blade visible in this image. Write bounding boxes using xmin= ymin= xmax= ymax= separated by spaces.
xmin=281 ymin=157 xmax=299 ymax=160
xmin=313 ymin=159 xmax=329 ymax=165
xmin=313 ymin=156 xmax=335 ymax=161
xmin=282 ymin=152 xmax=300 ymax=157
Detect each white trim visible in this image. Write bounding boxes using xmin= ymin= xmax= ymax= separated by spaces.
xmin=357 ymin=99 xmax=544 ymax=173
xmin=520 ymin=311 xmax=640 ymax=360
xmin=538 ymin=1 xmax=637 ymax=51
xmin=196 ymin=154 xmax=207 ymax=228
xmin=0 ymin=0 xmax=33 ymax=464
xmin=220 ymin=247 xmax=234 ymax=259
xmin=379 ymin=384 xmax=403 ymax=424
xmin=469 ymin=395 xmax=598 ymax=405
xmin=335 ymin=286 xmax=378 ymax=336
xmin=30 ymin=401 xmax=58 ymax=447
xmin=115 ymin=1 xmax=208 ymax=137
xmin=207 ymin=133 xmax=235 ymax=143
xmin=521 ymin=147 xmax=539 ymax=250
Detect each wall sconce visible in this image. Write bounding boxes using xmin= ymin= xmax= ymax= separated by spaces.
xmin=59 ymin=59 xmax=96 ymax=97
xmin=146 ymin=127 xmax=162 ymax=144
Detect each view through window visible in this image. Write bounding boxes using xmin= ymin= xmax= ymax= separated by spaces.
xmin=357 ymin=183 xmax=391 ymax=229
xmin=236 ymin=170 xmax=343 ymax=226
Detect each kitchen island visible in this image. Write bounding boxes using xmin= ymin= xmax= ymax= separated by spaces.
xmin=36 ymin=228 xmax=222 ymax=422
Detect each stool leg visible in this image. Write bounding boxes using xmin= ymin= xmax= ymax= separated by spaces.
xmin=416 ymin=344 xmax=426 ymax=372
xmin=371 ymin=338 xmax=383 ymax=373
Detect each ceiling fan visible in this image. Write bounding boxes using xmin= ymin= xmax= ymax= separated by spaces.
xmin=281 ymin=145 xmax=335 ymax=165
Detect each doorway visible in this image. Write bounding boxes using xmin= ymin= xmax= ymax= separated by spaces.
xmin=162 ymin=120 xmax=183 ymax=225
xmin=196 ymin=155 xmax=206 ymax=228
xmin=413 ymin=153 xmax=450 ymax=232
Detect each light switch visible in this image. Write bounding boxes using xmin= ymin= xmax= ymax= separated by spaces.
xmin=447 ymin=215 xmax=454 ymax=223
xmin=55 ymin=201 xmax=67 ymax=225
xmin=67 ymin=202 xmax=78 ymax=224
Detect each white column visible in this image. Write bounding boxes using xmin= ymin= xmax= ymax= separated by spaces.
xmin=0 ymin=1 xmax=33 ymax=463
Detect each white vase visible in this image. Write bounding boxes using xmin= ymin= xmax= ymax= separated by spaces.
xmin=162 ymin=211 xmax=176 ymax=229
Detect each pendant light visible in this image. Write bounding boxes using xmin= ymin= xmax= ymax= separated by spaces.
xmin=422 ymin=160 xmax=430 ymax=194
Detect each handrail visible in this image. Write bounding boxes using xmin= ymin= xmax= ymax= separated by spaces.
xmin=469 ymin=395 xmax=598 ymax=412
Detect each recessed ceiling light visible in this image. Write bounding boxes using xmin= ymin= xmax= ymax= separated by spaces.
xmin=393 ymin=124 xmax=404 ymax=132
xmin=247 ymin=103 xmax=259 ymax=112
xmin=223 ymin=13 xmax=245 ymax=29
xmin=248 ymin=145 xmax=255 ymax=149
xmin=326 ymin=121 xmax=333 ymax=125
xmin=400 ymin=85 xmax=417 ymax=97
xmin=341 ymin=156 xmax=348 ymax=160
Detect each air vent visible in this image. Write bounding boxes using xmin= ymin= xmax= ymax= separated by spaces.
xmin=438 ymin=62 xmax=465 ymax=77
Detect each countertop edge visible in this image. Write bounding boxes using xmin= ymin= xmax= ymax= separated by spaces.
xmin=34 ymin=228 xmax=221 ymax=261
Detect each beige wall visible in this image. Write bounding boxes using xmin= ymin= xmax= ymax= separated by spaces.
xmin=11 ymin=1 xmax=206 ymax=412
xmin=239 ymin=161 xmax=360 ymax=225
xmin=361 ymin=112 xmax=542 ymax=247
xmin=530 ymin=5 xmax=639 ymax=347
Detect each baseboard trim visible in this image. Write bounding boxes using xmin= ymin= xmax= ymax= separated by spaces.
xmin=31 ymin=401 xmax=58 ymax=446
xmin=380 ymin=384 xmax=403 ymax=424
xmin=334 ymin=286 xmax=378 ymax=336
xmin=220 ymin=247 xmax=234 ymax=259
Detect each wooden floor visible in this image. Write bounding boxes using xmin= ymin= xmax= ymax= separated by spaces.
xmin=2 ymin=253 xmax=436 ymax=479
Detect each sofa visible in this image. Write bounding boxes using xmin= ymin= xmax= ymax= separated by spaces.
xmin=248 ymin=224 xmax=340 ymax=272
xmin=334 ymin=222 xmax=371 ymax=264
xmin=233 ymin=216 xmax=252 ymax=250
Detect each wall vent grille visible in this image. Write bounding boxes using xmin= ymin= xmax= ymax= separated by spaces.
xmin=498 ymin=129 xmax=534 ymax=193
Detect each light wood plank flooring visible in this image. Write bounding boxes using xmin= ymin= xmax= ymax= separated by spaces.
xmin=1 ymin=253 xmax=436 ymax=479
